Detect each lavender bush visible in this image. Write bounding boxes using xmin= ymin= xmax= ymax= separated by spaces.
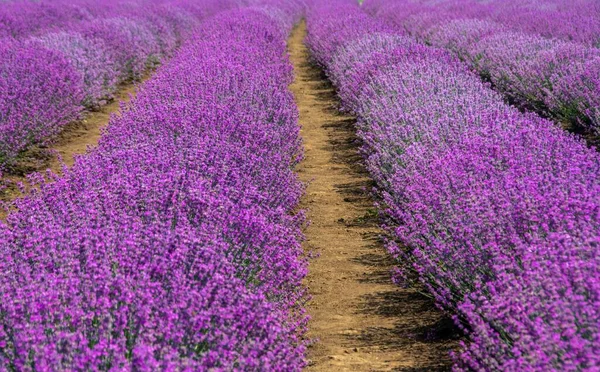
xmin=0 ymin=1 xmax=92 ymax=39
xmin=76 ymin=17 xmax=161 ymax=81
xmin=0 ymin=3 xmax=307 ymax=370
xmin=364 ymin=0 xmax=600 ymax=134
xmin=0 ymin=0 xmax=213 ymax=40
xmin=0 ymin=39 xmax=84 ymax=164
xmin=477 ymin=0 xmax=600 ymax=47
xmin=307 ymin=1 xmax=600 ymax=370
xmin=551 ymin=57 xmax=600 ymax=130
xmin=363 ymin=0 xmax=600 ymax=47
xmin=29 ymin=31 xmax=119 ymax=109
xmin=0 ymin=0 xmax=227 ymax=167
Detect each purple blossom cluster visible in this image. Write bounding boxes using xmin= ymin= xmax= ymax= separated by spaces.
xmin=0 ymin=2 xmax=308 ymax=370
xmin=474 ymin=0 xmax=600 ymax=47
xmin=28 ymin=32 xmax=118 ymax=109
xmin=363 ymin=0 xmax=600 ymax=47
xmin=0 ymin=0 xmax=229 ymax=166
xmin=364 ymin=0 xmax=600 ymax=135
xmin=0 ymin=40 xmax=84 ymax=164
xmin=0 ymin=0 xmax=214 ymax=40
xmin=307 ymin=1 xmax=600 ymax=370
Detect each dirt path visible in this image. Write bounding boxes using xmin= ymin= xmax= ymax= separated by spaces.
xmin=0 ymin=79 xmax=144 ymax=218
xmin=289 ymin=21 xmax=458 ymax=371
xmin=46 ymin=81 xmax=141 ymax=170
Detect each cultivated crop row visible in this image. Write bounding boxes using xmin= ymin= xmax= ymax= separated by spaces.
xmin=363 ymin=0 xmax=600 ymax=46
xmin=306 ymin=1 xmax=600 ymax=370
xmin=364 ymin=0 xmax=600 ymax=136
xmin=0 ymin=0 xmax=231 ymax=166
xmin=0 ymin=3 xmax=307 ymax=370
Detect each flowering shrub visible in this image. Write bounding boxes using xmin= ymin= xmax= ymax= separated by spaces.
xmin=483 ymin=0 xmax=600 ymax=47
xmin=0 ymin=39 xmax=84 ymax=164
xmin=307 ymin=1 xmax=600 ymax=370
xmin=152 ymin=4 xmax=200 ymax=43
xmin=365 ymin=0 xmax=600 ymax=133
xmin=363 ymin=0 xmax=600 ymax=47
xmin=551 ymin=57 xmax=600 ymax=130
xmin=0 ymin=1 xmax=92 ymax=39
xmin=30 ymin=31 xmax=119 ymax=109
xmin=0 ymin=0 xmax=229 ymax=167
xmin=76 ymin=17 xmax=161 ymax=81
xmin=0 ymin=3 xmax=307 ymax=370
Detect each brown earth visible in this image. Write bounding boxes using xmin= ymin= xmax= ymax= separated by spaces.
xmin=0 ymin=77 xmax=145 ymax=219
xmin=289 ymin=21 xmax=459 ymax=371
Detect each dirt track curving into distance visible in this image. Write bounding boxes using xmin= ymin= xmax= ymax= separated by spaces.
xmin=289 ymin=21 xmax=458 ymax=371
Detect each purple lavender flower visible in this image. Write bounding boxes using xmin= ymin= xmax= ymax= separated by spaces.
xmin=0 ymin=39 xmax=84 ymax=164
xmin=307 ymin=2 xmax=600 ymax=370
xmin=365 ymin=0 xmax=600 ymax=134
xmin=0 ymin=0 xmax=230 ymax=166
xmin=1 ymin=4 xmax=307 ymax=369
xmin=29 ymin=31 xmax=119 ymax=109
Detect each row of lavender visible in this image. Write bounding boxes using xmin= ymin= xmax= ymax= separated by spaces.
xmin=0 ymin=0 xmax=208 ymax=39
xmin=306 ymin=1 xmax=600 ymax=370
xmin=475 ymin=0 xmax=600 ymax=46
xmin=0 ymin=3 xmax=308 ymax=370
xmin=363 ymin=0 xmax=600 ymax=46
xmin=364 ymin=0 xmax=600 ymax=136
xmin=0 ymin=0 xmax=230 ymax=166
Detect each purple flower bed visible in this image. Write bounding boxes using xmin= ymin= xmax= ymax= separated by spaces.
xmin=0 ymin=0 xmax=232 ymax=167
xmin=0 ymin=0 xmax=200 ymax=40
xmin=0 ymin=39 xmax=84 ymax=164
xmin=480 ymin=0 xmax=600 ymax=47
xmin=307 ymin=1 xmax=600 ymax=370
xmin=28 ymin=31 xmax=119 ymax=109
xmin=364 ymin=0 xmax=600 ymax=135
xmin=76 ymin=16 xmax=161 ymax=81
xmin=363 ymin=0 xmax=600 ymax=47
xmin=0 ymin=3 xmax=307 ymax=370
xmin=0 ymin=1 xmax=92 ymax=39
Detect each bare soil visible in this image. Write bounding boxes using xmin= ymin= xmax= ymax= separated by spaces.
xmin=0 ymin=78 xmax=144 ymax=219
xmin=289 ymin=21 xmax=458 ymax=371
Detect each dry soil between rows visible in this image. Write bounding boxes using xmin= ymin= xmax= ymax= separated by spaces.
xmin=288 ymin=21 xmax=458 ymax=371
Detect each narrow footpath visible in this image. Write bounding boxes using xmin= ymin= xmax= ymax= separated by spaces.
xmin=289 ymin=21 xmax=457 ymax=371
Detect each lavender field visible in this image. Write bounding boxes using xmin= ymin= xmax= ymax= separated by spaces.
xmin=0 ymin=0 xmax=599 ymax=371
